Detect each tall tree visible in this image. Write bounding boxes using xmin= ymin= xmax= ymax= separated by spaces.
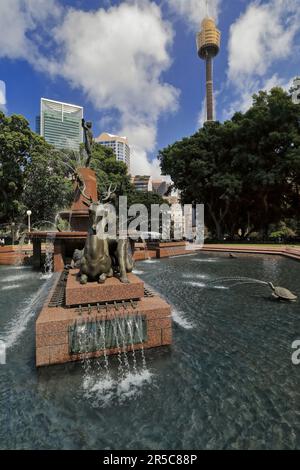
xmin=0 ymin=112 xmax=32 ymax=223
xmin=22 ymin=139 xmax=74 ymax=225
xmin=159 ymin=88 xmax=300 ymax=240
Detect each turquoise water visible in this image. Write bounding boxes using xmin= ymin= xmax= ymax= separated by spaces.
xmin=0 ymin=253 xmax=300 ymax=450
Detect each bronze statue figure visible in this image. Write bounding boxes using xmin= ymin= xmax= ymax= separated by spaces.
xmin=74 ymin=183 xmax=134 ymax=284
xmin=79 ymin=201 xmax=113 ymax=284
xmin=75 ymin=183 xmax=134 ymax=284
xmin=82 ymin=118 xmax=94 ymax=167
xmin=101 ymin=184 xmax=134 ymax=284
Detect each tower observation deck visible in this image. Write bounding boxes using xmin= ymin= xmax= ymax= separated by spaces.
xmin=196 ymin=17 xmax=221 ymax=122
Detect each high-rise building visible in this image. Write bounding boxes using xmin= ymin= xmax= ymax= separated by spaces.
xmin=132 ymin=175 xmax=152 ymax=192
xmin=95 ymin=132 xmax=130 ymax=171
xmin=37 ymin=98 xmax=83 ymax=151
xmin=196 ymin=12 xmax=221 ymax=122
xmin=292 ymin=78 xmax=300 ymax=105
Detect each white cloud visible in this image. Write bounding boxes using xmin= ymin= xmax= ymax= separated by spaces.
xmin=166 ymin=0 xmax=221 ymax=28
xmin=0 ymin=0 xmax=61 ymax=60
xmin=222 ymin=74 xmax=294 ymax=120
xmin=0 ymin=81 xmax=7 ymax=112
xmin=0 ymin=0 xmax=179 ymax=176
xmin=224 ymin=0 xmax=300 ymax=120
xmin=45 ymin=1 xmax=179 ymax=176
xmin=228 ymin=0 xmax=300 ymax=83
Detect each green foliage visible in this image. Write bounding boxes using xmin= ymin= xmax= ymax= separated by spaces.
xmin=23 ymin=141 xmax=74 ymax=223
xmin=89 ymin=143 xmax=165 ymax=208
xmin=0 ymin=112 xmax=32 ymax=222
xmin=127 ymin=190 xmax=165 ymax=213
xmin=269 ymin=222 xmax=296 ymax=241
xmin=90 ymin=143 xmax=132 ymax=197
xmin=159 ymin=88 xmax=300 ymax=240
xmin=0 ymin=111 xmax=74 ymax=225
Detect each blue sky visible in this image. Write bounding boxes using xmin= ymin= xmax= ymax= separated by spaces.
xmin=0 ymin=0 xmax=299 ymax=176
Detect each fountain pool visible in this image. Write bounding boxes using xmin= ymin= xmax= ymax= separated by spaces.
xmin=0 ymin=252 xmax=300 ymax=450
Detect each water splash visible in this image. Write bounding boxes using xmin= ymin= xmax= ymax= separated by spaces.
xmin=182 ymin=273 xmax=209 ymax=280
xmin=0 ymin=273 xmax=33 ymax=283
xmin=191 ymin=258 xmax=218 ymax=263
xmin=1 ymin=284 xmax=21 ymax=291
xmin=2 ymin=275 xmax=55 ymax=350
xmin=82 ymin=367 xmax=153 ymax=408
xmin=185 ymin=281 xmax=206 ymax=288
xmin=44 ymin=232 xmax=56 ymax=275
xmin=171 ymin=307 xmax=194 ymax=330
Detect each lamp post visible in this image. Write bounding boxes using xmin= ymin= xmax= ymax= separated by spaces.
xmin=27 ymin=210 xmax=32 ymax=245
xmin=11 ymin=222 xmax=15 ymax=246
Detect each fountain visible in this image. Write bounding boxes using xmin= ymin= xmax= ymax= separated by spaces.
xmin=35 ymin=119 xmax=172 ymax=367
xmin=208 ymin=276 xmax=298 ymax=302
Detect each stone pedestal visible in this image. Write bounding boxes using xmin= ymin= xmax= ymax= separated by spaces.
xmin=66 ymin=271 xmax=144 ymax=306
xmin=36 ymin=271 xmax=172 ymax=367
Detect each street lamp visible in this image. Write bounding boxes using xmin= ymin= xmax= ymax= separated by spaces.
xmin=27 ymin=210 xmax=32 ymax=245
xmin=11 ymin=222 xmax=15 ymax=246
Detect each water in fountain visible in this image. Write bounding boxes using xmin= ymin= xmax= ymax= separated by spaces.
xmin=2 ymin=274 xmax=56 ymax=350
xmin=208 ymin=276 xmax=269 ymax=290
xmin=126 ymin=317 xmax=138 ymax=375
xmin=116 ymin=315 xmax=131 ymax=375
xmin=43 ymin=232 xmax=56 ymax=277
xmin=98 ymin=319 xmax=111 ymax=379
xmin=2 ymin=253 xmax=300 ymax=447
xmin=14 ymin=232 xmax=27 ymax=266
xmin=111 ymin=313 xmax=126 ymax=381
xmin=74 ymin=313 xmax=151 ymax=407
xmin=134 ymin=314 xmax=147 ymax=370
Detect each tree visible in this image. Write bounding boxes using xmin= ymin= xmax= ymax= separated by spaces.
xmin=159 ymin=88 xmax=300 ymax=240
xmin=0 ymin=111 xmax=74 ymax=227
xmin=22 ymin=139 xmax=74 ymax=225
xmin=0 ymin=112 xmax=32 ymax=223
xmin=90 ymin=144 xmax=133 ymax=197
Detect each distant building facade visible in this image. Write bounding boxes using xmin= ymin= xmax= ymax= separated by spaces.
xmin=152 ymin=179 xmax=171 ymax=197
xmin=95 ymin=132 xmax=130 ymax=170
xmin=131 ymin=176 xmax=172 ymax=195
xmin=37 ymin=98 xmax=83 ymax=151
xmin=132 ymin=175 xmax=152 ymax=192
xmin=292 ymin=78 xmax=300 ymax=105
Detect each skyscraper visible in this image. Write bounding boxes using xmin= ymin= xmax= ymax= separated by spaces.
xmin=95 ymin=132 xmax=131 ymax=171
xmin=196 ymin=13 xmax=221 ymax=122
xmin=37 ymin=98 xmax=83 ymax=151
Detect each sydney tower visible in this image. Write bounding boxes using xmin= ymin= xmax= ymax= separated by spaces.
xmin=196 ymin=14 xmax=221 ymax=122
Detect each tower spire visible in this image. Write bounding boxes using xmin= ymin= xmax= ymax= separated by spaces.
xmin=205 ymin=0 xmax=209 ymax=17
xmin=196 ymin=13 xmax=221 ymax=122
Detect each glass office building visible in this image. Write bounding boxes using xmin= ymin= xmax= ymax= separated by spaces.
xmin=37 ymin=98 xmax=83 ymax=151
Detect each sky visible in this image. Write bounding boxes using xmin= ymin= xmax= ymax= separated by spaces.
xmin=0 ymin=0 xmax=299 ymax=177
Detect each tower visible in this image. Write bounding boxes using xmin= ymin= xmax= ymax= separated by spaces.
xmin=196 ymin=12 xmax=221 ymax=122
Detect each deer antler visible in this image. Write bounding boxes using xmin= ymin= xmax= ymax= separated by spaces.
xmin=102 ymin=183 xmax=117 ymax=202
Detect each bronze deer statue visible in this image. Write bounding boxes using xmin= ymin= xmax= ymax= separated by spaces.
xmin=101 ymin=184 xmax=134 ymax=284
xmin=79 ymin=200 xmax=113 ymax=284
xmin=74 ymin=180 xmax=134 ymax=284
xmin=75 ymin=178 xmax=113 ymax=284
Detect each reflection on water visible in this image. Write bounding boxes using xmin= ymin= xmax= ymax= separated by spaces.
xmin=0 ymin=253 xmax=300 ymax=450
